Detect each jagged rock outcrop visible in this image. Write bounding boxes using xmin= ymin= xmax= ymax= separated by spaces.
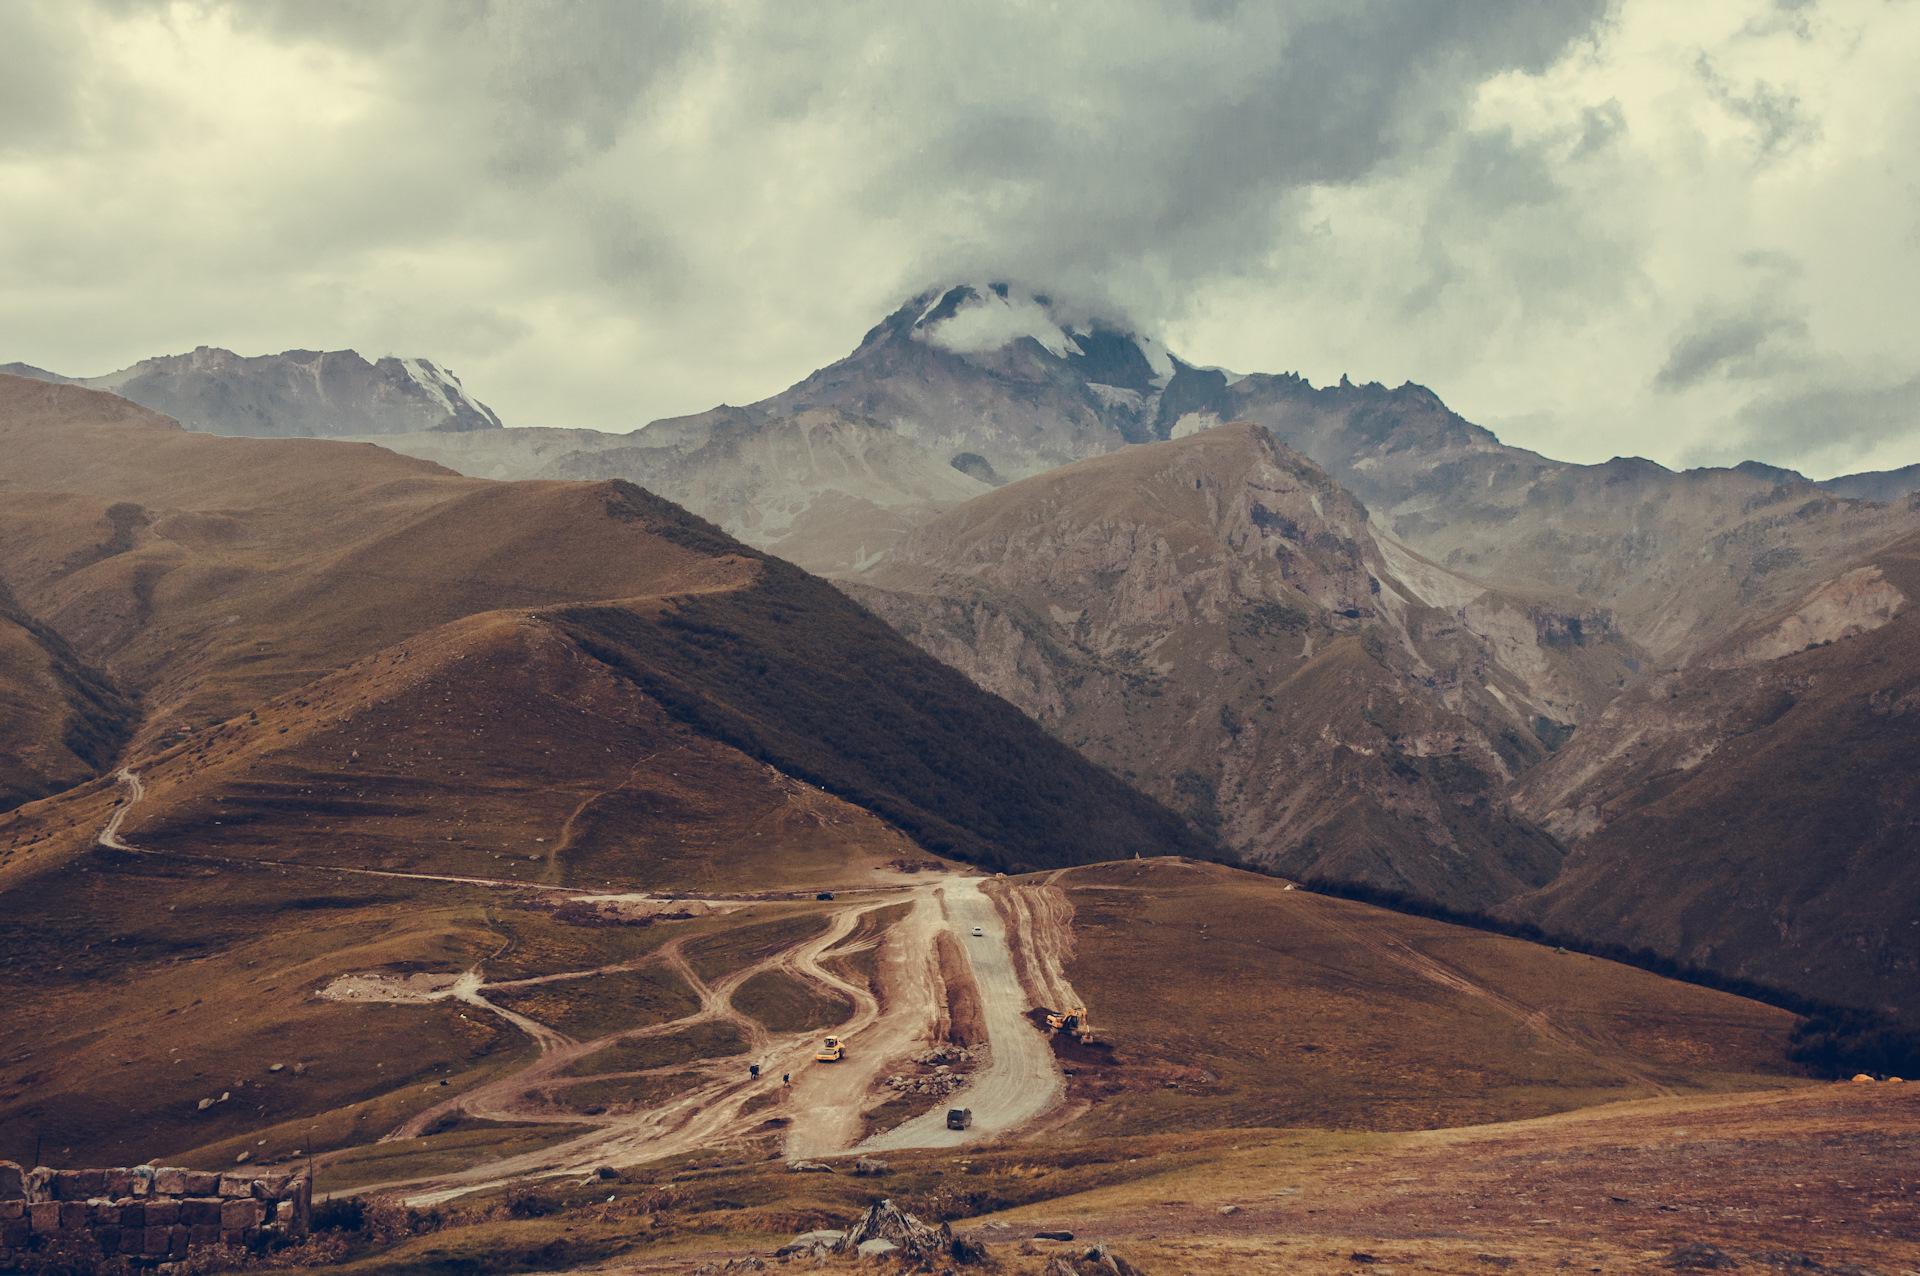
xmin=1178 ymin=376 xmax=1920 ymax=666
xmin=834 ymin=1198 xmax=952 ymax=1263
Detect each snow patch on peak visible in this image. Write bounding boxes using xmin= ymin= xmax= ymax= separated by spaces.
xmin=398 ymin=357 xmax=502 ymax=427
xmin=1134 ymin=333 xmax=1176 ymax=384
xmin=400 ymin=357 xmax=458 ymax=415
xmin=914 ymin=284 xmax=1076 ymax=358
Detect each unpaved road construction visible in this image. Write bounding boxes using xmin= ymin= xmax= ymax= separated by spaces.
xmin=388 ymin=877 xmax=1074 ymax=1203
xmin=97 ymin=768 xmax=1080 ymax=1200
xmin=861 ymin=877 xmax=1062 ymax=1150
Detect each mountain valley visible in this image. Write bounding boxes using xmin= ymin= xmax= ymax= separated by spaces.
xmin=2 ymin=289 xmax=1916 ymax=1276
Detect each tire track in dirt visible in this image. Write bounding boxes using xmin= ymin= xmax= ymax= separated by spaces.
xmin=400 ymin=896 xmax=923 ymax=1202
xmin=860 ymin=877 xmax=1066 ymax=1150
xmin=986 ymin=878 xmax=1082 ymax=1015
xmin=1295 ymin=893 xmax=1676 ymax=1097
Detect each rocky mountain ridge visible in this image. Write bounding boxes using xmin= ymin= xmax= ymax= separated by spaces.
xmin=3 ymin=346 xmax=502 ymax=436
xmin=849 ymin=423 xmax=1639 ymax=909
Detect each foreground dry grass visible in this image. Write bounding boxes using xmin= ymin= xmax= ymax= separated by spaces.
xmin=313 ymin=1082 xmax=1913 ymax=1276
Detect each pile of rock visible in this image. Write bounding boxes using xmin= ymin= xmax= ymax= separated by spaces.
xmin=884 ymin=1070 xmax=971 ymax=1096
xmin=0 ymin=1160 xmax=309 ymax=1270
xmin=773 ymin=1229 xmax=845 ymax=1260
xmin=912 ymin=1045 xmax=974 ymax=1067
xmin=774 ymin=1201 xmax=993 ymax=1266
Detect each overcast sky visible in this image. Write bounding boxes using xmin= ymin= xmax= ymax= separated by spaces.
xmin=3 ymin=0 xmax=1916 ymax=476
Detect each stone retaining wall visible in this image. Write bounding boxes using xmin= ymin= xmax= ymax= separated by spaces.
xmin=0 ymin=1160 xmax=309 ymax=1271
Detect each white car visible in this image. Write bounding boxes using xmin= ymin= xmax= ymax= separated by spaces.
xmin=970 ymin=926 xmax=984 ymax=937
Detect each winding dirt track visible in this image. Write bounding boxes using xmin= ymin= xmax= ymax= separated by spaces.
xmin=96 ymin=769 xmax=1076 ymax=1201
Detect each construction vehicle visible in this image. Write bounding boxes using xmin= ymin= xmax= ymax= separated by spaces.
xmin=815 ymin=1035 xmax=845 ymax=1062
xmin=1045 ymin=1006 xmax=1094 ymax=1043
xmin=946 ymin=1107 xmax=972 ymax=1130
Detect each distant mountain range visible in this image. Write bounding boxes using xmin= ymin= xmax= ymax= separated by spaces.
xmin=8 ymin=283 xmax=1920 ymax=1016
xmin=2 ymin=346 xmax=501 ymax=436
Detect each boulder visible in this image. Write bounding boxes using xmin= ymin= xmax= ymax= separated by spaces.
xmin=775 ymin=1229 xmax=846 ymax=1258
xmin=854 ymin=1157 xmax=891 ymax=1176
xmin=857 ymin=1239 xmax=899 ymax=1257
xmin=784 ymin=1160 xmax=835 ymax=1174
xmin=837 ymin=1199 xmax=951 ymax=1262
xmin=0 ymin=1163 xmax=22 ymax=1201
xmin=1084 ymin=1242 xmax=1145 ymax=1275
xmin=951 ymin=1235 xmax=991 ymax=1265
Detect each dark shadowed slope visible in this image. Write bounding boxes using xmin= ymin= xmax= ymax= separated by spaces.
xmin=0 ymin=371 xmax=1209 ymax=875
xmin=1504 ymin=536 xmax=1920 ymax=1015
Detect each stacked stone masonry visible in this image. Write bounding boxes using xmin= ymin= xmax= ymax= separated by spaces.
xmin=0 ymin=1159 xmax=309 ymax=1271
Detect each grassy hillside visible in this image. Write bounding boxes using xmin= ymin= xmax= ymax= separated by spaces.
xmin=0 ymin=575 xmax=132 ymax=809
xmin=0 ymin=375 xmax=1211 ymax=877
xmin=555 ymin=504 xmax=1219 ymax=872
xmin=1025 ymin=859 xmax=1802 ymax=1137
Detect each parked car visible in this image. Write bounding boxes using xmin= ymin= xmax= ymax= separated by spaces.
xmin=970 ymin=926 xmax=984 ymax=937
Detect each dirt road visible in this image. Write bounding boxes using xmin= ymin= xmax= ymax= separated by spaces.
xmin=861 ymin=877 xmax=1063 ymax=1150
xmin=93 ymin=769 xmax=1073 ymax=1198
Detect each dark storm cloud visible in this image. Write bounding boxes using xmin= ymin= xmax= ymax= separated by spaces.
xmin=198 ymin=0 xmax=1610 ymax=314
xmin=232 ymin=0 xmax=707 ymax=183
xmin=1730 ymin=375 xmax=1920 ymax=466
xmin=8 ymin=0 xmax=1914 ymax=471
xmin=1656 ymin=308 xmax=1810 ymax=391
xmin=867 ymin=0 xmax=1610 ymax=301
xmin=0 ymin=4 xmax=85 ymax=151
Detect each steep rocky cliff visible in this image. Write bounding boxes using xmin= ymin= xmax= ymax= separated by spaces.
xmin=850 ymin=423 xmax=1639 ymax=909
xmin=1503 ymin=539 xmax=1920 ymax=1013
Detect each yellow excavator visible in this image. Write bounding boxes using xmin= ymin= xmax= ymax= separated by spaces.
xmin=815 ymin=1035 xmax=845 ymax=1062
xmin=1045 ymin=1006 xmax=1093 ymax=1043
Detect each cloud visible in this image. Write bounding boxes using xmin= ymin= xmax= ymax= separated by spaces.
xmin=0 ymin=0 xmax=1916 ymax=478
xmin=1655 ymin=305 xmax=1809 ymax=391
xmin=1727 ymin=375 xmax=1920 ymax=475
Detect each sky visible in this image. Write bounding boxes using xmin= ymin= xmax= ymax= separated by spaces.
xmin=2 ymin=0 xmax=1916 ymax=478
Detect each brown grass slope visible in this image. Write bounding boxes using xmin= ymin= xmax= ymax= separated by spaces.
xmin=0 ymin=372 xmax=752 ymax=758
xmin=1503 ymin=533 xmax=1920 ymax=1015
xmin=98 ymin=608 xmax=924 ymax=890
xmin=0 ymin=373 xmax=1215 ymax=1167
xmin=0 ymin=371 xmax=1206 ymax=872
xmin=1033 ymin=858 xmax=1802 ymax=1138
xmin=0 ymin=574 xmax=132 ymax=808
xmin=852 ymin=424 xmax=1638 ymax=908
